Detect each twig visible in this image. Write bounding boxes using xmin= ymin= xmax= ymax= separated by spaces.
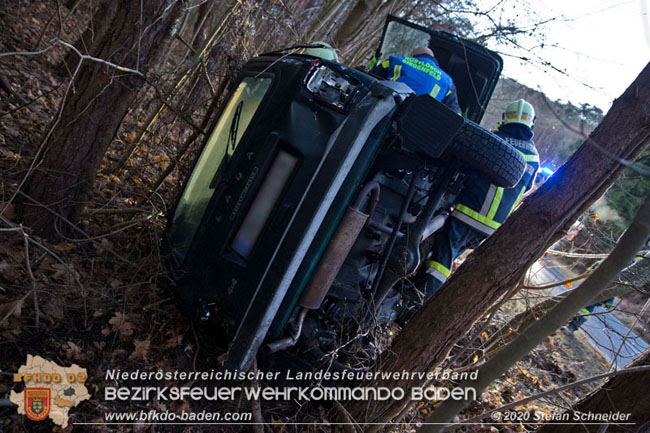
xmin=0 ymin=215 xmax=85 ymax=295
xmin=545 ymin=249 xmax=610 ymax=259
xmin=191 ymin=321 xmax=200 ymax=372
xmin=521 ymin=272 xmax=590 ymax=290
xmin=0 ymin=83 xmax=63 ymax=118
xmin=0 ymin=45 xmax=56 ymax=58
xmin=0 ymin=58 xmax=83 ymax=218
xmin=22 ymin=227 xmax=40 ymax=329
xmin=84 ymin=207 xmax=149 ymax=215
xmin=456 ymin=365 xmax=650 ymax=426
xmin=250 ymin=359 xmax=265 ymax=433
xmin=540 ymin=95 xmax=650 ymax=176
xmin=4 ymin=184 xmax=132 ymax=265
xmin=608 ymin=296 xmax=650 ymax=371
xmin=55 ymin=38 xmax=144 ymax=76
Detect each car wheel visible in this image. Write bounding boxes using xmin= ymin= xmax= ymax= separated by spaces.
xmin=446 ymin=119 xmax=526 ymax=187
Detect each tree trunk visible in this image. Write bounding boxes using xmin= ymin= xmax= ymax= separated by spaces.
xmin=303 ymin=0 xmax=350 ymax=43
xmin=536 ymin=349 xmax=650 ymax=433
xmin=18 ymin=0 xmax=181 ymax=240
xmin=332 ymin=0 xmax=383 ymax=48
xmin=344 ymin=62 xmax=650 ymax=426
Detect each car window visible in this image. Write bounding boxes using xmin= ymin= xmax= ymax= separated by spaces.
xmin=378 ymin=20 xmax=431 ymax=60
xmin=169 ymin=77 xmax=272 ymax=261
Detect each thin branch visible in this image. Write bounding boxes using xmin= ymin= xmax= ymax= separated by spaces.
xmin=540 ymin=95 xmax=650 ymax=176
xmin=521 ymin=272 xmax=590 ymax=290
xmin=56 ymin=38 xmax=145 ymax=76
xmin=456 ymin=365 xmax=650 ymax=426
xmin=0 ymin=215 xmax=85 ymax=295
xmin=22 ymin=227 xmax=39 ymax=328
xmin=0 ymin=45 xmax=56 ymax=58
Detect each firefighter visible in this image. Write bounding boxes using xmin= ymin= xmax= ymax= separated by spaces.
xmin=417 ymin=99 xmax=540 ymax=298
xmin=370 ymin=46 xmax=461 ymax=113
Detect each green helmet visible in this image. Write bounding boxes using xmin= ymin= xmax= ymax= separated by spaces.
xmin=502 ymin=99 xmax=535 ymax=129
xmin=304 ymin=41 xmax=339 ymax=62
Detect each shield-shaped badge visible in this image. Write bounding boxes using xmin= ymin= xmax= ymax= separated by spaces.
xmin=25 ymin=388 xmax=51 ymax=421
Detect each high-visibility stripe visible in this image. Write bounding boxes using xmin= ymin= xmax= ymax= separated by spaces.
xmin=522 ymin=153 xmax=539 ymax=163
xmin=455 ymin=204 xmax=501 ymax=229
xmin=391 ymin=65 xmax=402 ymax=81
xmin=426 ymin=260 xmax=451 ymax=278
xmin=486 ymin=187 xmax=504 ymax=220
xmin=430 ymin=84 xmax=441 ymax=98
xmin=579 ymin=308 xmax=591 ymax=315
xmin=446 ymin=90 xmax=452 ymax=97
xmin=381 ymin=60 xmax=390 ymax=69
xmin=480 ymin=184 xmax=497 ymax=215
xmin=452 ymin=208 xmax=497 ymax=235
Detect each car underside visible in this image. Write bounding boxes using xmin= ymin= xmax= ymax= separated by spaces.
xmin=164 ymin=16 xmax=526 ymax=372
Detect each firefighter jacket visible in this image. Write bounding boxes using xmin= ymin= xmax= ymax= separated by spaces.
xmin=371 ymin=53 xmax=461 ymax=113
xmin=451 ymin=123 xmax=540 ymax=236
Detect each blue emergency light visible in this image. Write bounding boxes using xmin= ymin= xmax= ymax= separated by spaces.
xmin=541 ymin=166 xmax=554 ymax=176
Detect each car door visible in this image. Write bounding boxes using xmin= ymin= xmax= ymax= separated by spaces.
xmin=372 ymin=15 xmax=503 ymax=123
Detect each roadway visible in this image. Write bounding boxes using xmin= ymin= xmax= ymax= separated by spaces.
xmin=528 ymin=258 xmax=649 ymax=367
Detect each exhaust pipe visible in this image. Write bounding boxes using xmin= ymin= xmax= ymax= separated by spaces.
xmin=264 ymin=182 xmax=380 ymax=353
xmin=265 ymin=308 xmax=307 ymax=354
xmin=299 ymin=181 xmax=380 ymax=309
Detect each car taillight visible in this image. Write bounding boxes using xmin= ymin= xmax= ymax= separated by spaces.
xmin=304 ymin=62 xmax=355 ymax=111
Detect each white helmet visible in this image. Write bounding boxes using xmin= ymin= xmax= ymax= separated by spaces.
xmin=304 ymin=41 xmax=339 ymax=62
xmin=502 ymin=99 xmax=535 ymax=129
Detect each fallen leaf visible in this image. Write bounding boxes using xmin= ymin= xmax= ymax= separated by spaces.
xmin=0 ymin=297 xmax=24 ymax=324
xmin=93 ymin=341 xmax=106 ymax=350
xmin=129 ymin=338 xmax=151 ymax=361
xmin=108 ymin=312 xmax=134 ymax=337
xmin=41 ymin=299 xmax=65 ymax=323
xmin=62 ymin=341 xmax=85 ymax=362
xmin=0 ymin=261 xmax=20 ymax=281
xmin=97 ymin=70 xmax=110 ymax=84
xmin=163 ymin=333 xmax=183 ymax=349
xmin=0 ymin=203 xmax=15 ymax=219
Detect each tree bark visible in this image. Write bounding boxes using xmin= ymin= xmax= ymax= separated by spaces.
xmin=332 ymin=0 xmax=383 ymax=48
xmin=536 ymin=349 xmax=650 ymax=433
xmin=344 ymin=62 xmax=650 ymax=427
xmin=18 ymin=0 xmax=181 ymax=240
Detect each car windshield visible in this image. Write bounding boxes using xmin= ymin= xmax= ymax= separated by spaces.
xmin=169 ymin=76 xmax=272 ymax=261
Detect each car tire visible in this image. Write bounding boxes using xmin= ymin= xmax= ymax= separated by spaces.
xmin=446 ymin=119 xmax=526 ymax=187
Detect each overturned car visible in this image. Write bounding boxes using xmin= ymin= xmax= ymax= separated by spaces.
xmin=164 ymin=16 xmax=526 ymax=372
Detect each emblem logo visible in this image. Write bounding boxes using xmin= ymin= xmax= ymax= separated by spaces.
xmin=25 ymin=388 xmax=51 ymax=422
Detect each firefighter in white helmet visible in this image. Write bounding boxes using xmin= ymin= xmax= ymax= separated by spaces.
xmin=416 ymin=99 xmax=540 ymax=299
